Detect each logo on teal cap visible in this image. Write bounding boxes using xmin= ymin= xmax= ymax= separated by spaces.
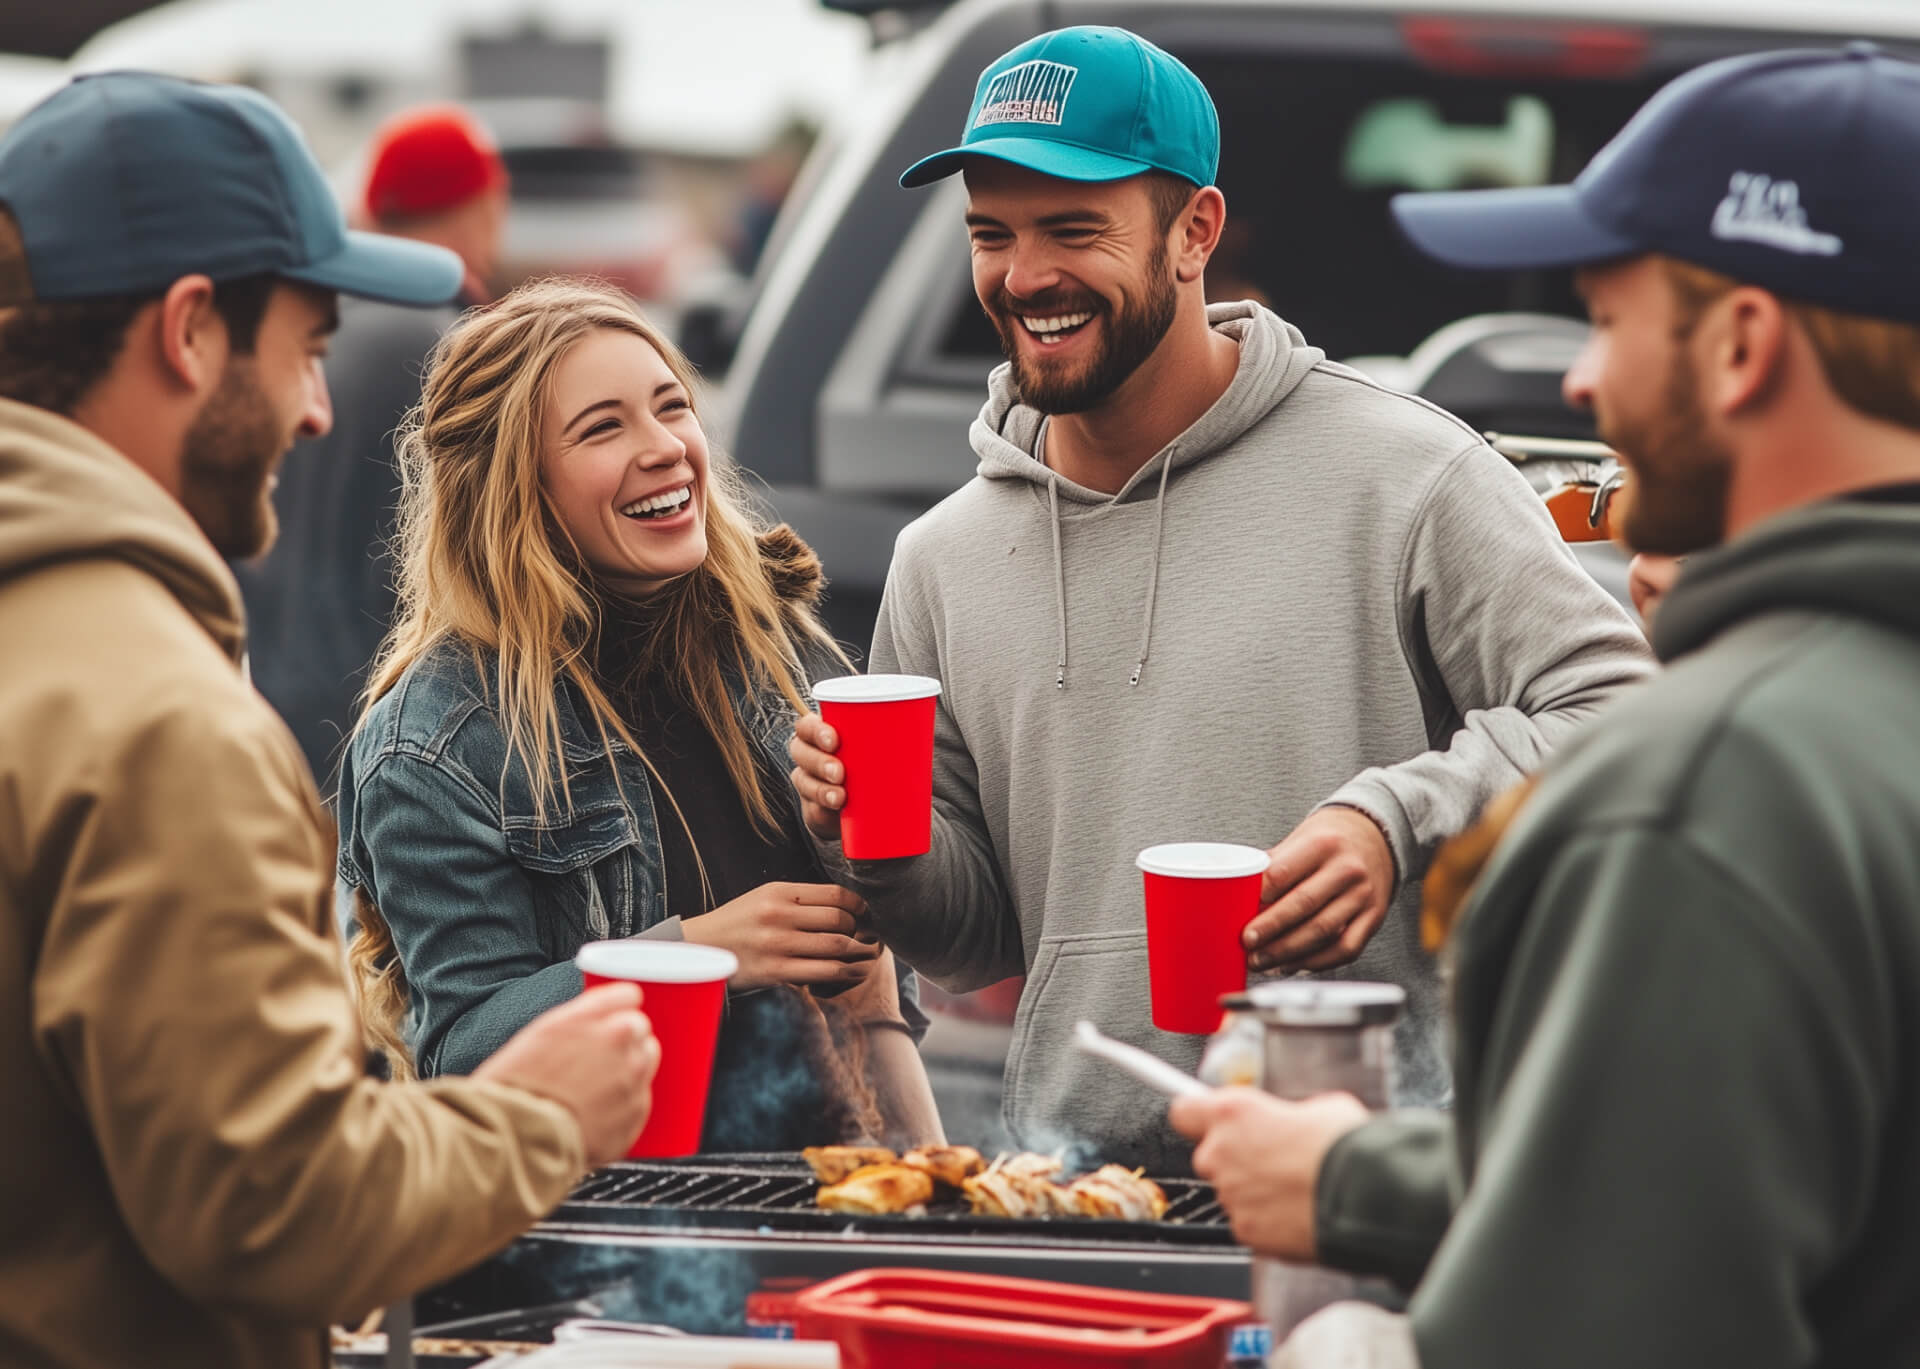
xmin=899 ymin=26 xmax=1219 ymax=191
xmin=975 ymin=60 xmax=1078 ymax=128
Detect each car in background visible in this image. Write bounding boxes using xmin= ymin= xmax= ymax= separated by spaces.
xmin=705 ymin=0 xmax=1920 ymax=1134
xmin=495 ymin=140 xmax=715 ymax=313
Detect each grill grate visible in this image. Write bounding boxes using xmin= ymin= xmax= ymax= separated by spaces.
xmin=556 ymin=1153 xmax=1230 ymax=1246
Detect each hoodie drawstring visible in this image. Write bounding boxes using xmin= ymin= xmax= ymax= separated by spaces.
xmin=1048 ymin=475 xmax=1068 ymax=689
xmin=1047 ymin=449 xmax=1176 ymax=690
xmin=1130 ymin=450 xmax=1174 ymax=687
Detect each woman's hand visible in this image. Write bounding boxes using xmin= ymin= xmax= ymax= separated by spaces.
xmin=682 ymin=882 xmax=879 ymax=991
xmin=840 ymin=949 xmax=947 ymax=1149
xmin=787 ymin=713 xmax=845 ymax=843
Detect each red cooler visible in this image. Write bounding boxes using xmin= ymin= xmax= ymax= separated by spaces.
xmin=796 ymin=1269 xmax=1251 ymax=1369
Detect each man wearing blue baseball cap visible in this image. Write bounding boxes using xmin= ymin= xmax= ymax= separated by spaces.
xmin=789 ymin=26 xmax=1651 ymax=1170
xmin=1174 ymin=44 xmax=1920 ymax=1368
xmin=0 ymin=74 xmax=662 ymax=1369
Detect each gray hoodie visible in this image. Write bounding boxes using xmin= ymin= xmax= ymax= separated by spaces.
xmin=829 ymin=302 xmax=1653 ymax=1171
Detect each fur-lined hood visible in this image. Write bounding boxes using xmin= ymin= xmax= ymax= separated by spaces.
xmin=756 ymin=523 xmax=825 ymax=608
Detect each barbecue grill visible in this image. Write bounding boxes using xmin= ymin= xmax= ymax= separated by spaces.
xmin=411 ymin=1153 xmax=1253 ymax=1343
xmin=551 ymin=1153 xmax=1231 ymax=1245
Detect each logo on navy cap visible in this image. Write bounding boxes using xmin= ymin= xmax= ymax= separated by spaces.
xmin=1710 ymin=172 xmax=1843 ymax=257
xmin=974 ymin=59 xmax=1078 ymax=128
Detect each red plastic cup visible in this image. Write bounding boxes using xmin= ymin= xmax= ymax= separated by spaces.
xmin=1137 ymin=843 xmax=1271 ymax=1035
xmin=574 ymin=940 xmax=738 ymax=1158
xmin=812 ymin=674 xmax=943 ymax=859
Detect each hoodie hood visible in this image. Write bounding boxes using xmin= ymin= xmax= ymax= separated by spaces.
xmin=970 ymin=299 xmax=1324 ymax=498
xmin=0 ymin=397 xmax=245 ymax=664
xmin=1653 ymin=498 xmax=1920 ymax=664
xmin=966 ymin=300 xmax=1325 ymax=688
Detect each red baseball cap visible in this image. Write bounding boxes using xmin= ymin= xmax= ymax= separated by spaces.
xmin=362 ymin=104 xmax=508 ymax=221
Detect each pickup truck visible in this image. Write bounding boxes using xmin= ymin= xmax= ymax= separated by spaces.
xmin=702 ymin=0 xmax=1920 ymax=1129
xmin=710 ymin=0 xmax=1920 ymax=649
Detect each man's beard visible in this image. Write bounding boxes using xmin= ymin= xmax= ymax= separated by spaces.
xmin=989 ymin=241 xmax=1178 ymax=415
xmin=179 ymin=359 xmax=289 ymax=560
xmin=1603 ymin=345 xmax=1733 ymax=557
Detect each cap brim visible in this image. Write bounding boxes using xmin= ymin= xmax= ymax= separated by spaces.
xmin=1390 ymin=185 xmax=1643 ymax=271
xmin=283 ymin=229 xmax=464 ymax=306
xmin=900 ymin=137 xmax=1152 ymax=189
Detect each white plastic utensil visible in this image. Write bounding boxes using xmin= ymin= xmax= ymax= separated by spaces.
xmin=508 ymin=1334 xmax=839 ymax=1366
xmin=1073 ymin=1020 xmax=1210 ymax=1098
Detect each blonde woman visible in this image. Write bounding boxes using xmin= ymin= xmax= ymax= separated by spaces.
xmin=336 ymin=278 xmax=941 ymax=1150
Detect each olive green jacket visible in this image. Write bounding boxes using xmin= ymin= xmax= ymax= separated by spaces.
xmin=1318 ymin=497 xmax=1920 ymax=1368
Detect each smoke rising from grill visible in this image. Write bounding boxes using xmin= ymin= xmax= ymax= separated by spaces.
xmin=1000 ymin=1119 xmax=1108 ymax=1177
xmin=494 ymin=1237 xmax=761 ymax=1335
xmin=1390 ymin=1016 xmax=1452 ymax=1111
xmin=599 ymin=1245 xmax=759 ymax=1335
xmin=704 ymin=988 xmax=868 ymax=1148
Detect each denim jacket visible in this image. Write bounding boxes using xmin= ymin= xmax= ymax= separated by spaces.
xmin=336 ymin=634 xmax=923 ymax=1079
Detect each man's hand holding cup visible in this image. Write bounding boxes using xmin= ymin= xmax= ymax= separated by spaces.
xmin=1244 ymin=807 xmax=1397 ymax=974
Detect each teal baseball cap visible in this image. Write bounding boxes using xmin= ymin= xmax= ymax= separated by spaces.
xmin=899 ymin=26 xmax=1219 ymax=190
xmin=0 ymin=72 xmax=462 ymax=308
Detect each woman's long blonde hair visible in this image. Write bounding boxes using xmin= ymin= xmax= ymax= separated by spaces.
xmin=348 ymin=278 xmax=854 ymax=1089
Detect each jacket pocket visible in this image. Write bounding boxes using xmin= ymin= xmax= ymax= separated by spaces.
xmin=505 ymin=803 xmax=637 ymax=947
xmin=503 ymin=801 xmax=633 ymax=873
xmin=1002 ymin=930 xmax=1204 ymax=1174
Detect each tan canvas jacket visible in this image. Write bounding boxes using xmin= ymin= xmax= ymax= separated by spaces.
xmin=0 ymin=397 xmax=587 ymax=1368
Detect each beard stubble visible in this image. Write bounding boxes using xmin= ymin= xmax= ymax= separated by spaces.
xmin=1604 ymin=344 xmax=1735 ymax=557
xmin=179 ymin=359 xmax=290 ymax=560
xmin=989 ymin=239 xmax=1179 ymax=416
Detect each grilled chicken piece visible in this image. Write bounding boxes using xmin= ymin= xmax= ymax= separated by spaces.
xmin=899 ymin=1144 xmax=986 ymax=1189
xmin=999 ymin=1151 xmax=1064 ymax=1180
xmin=803 ymin=1145 xmax=898 ymax=1185
xmin=1067 ymin=1164 xmax=1170 ymax=1222
xmin=816 ymin=1164 xmax=935 ymax=1215
xmin=961 ymin=1152 xmax=1076 ymax=1218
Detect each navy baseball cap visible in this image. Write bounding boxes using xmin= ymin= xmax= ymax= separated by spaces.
xmin=1391 ymin=44 xmax=1920 ymax=324
xmin=900 ymin=26 xmax=1218 ymax=190
xmin=0 ymin=72 xmax=462 ymax=308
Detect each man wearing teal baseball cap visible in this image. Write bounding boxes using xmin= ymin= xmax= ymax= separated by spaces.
xmin=790 ymin=28 xmax=1651 ymax=1171
xmin=0 ymin=73 xmax=662 ymax=1369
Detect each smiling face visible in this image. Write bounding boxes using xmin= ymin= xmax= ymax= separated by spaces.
xmin=964 ymin=162 xmax=1179 ymax=415
xmin=539 ymin=327 xmax=709 ymax=593
xmin=181 ymin=281 xmax=336 ymax=558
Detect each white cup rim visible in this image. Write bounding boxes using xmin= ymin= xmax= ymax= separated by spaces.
xmin=575 ymin=940 xmax=739 ymax=984
xmin=1136 ymin=842 xmax=1270 ymax=880
xmin=812 ymin=673 xmax=943 ymax=704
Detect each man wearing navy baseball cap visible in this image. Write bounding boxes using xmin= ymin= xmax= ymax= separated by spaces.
xmin=1174 ymin=45 xmax=1920 ymax=1369
xmin=0 ymin=74 xmax=663 ymax=1369
xmin=789 ymin=27 xmax=1650 ymax=1171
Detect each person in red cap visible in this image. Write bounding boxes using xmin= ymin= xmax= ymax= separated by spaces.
xmin=235 ymin=103 xmax=509 ymax=786
xmin=359 ymin=104 xmax=510 ymax=307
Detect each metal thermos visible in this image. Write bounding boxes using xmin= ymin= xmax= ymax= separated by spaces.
xmin=1210 ymin=980 xmax=1405 ymax=1344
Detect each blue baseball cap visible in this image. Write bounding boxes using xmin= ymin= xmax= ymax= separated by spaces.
xmin=0 ymin=71 xmax=462 ymax=308
xmin=1391 ymin=44 xmax=1920 ymax=324
xmin=899 ymin=26 xmax=1218 ymax=190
